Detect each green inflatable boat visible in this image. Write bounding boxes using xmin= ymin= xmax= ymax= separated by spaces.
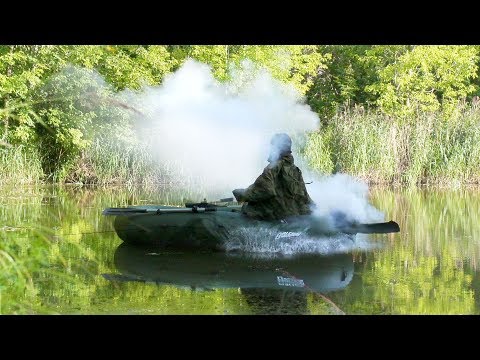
xmin=103 ymin=199 xmax=400 ymax=251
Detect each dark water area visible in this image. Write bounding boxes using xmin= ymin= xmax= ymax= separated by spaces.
xmin=1 ymin=185 xmax=479 ymax=314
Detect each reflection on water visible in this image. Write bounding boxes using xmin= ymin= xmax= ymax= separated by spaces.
xmin=102 ymin=244 xmax=353 ymax=314
xmin=108 ymin=244 xmax=354 ymax=292
xmin=1 ymin=185 xmax=480 ymax=314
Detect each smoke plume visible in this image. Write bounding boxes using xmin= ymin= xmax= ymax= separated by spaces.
xmin=122 ymin=59 xmax=318 ymax=190
xmin=50 ymin=58 xmax=385 ymax=225
xmin=122 ymin=59 xmax=384 ymax=223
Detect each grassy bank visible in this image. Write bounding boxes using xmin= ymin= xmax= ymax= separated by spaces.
xmin=304 ymin=105 xmax=480 ymax=186
xmin=66 ymin=139 xmax=171 ymax=186
xmin=2 ymin=106 xmax=480 ymax=187
xmin=0 ymin=145 xmax=44 ymax=186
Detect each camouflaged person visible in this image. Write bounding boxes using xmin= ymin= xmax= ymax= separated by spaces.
xmin=232 ymin=133 xmax=315 ymax=221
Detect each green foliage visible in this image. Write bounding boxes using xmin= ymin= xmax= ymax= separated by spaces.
xmin=2 ymin=45 xmax=480 ymax=185
xmin=1 ymin=45 xmax=330 ymax=183
xmin=34 ymin=65 xmax=132 ymax=179
xmin=172 ymin=45 xmax=329 ymax=94
xmin=227 ymin=45 xmax=328 ymax=94
xmin=426 ymin=107 xmax=480 ymax=184
xmin=366 ymin=46 xmax=479 ymax=118
xmin=0 ymin=46 xmax=51 ymax=145
xmin=303 ymin=128 xmax=335 ymax=174
xmin=77 ymin=138 xmax=171 ymax=186
xmin=306 ymin=45 xmax=412 ymax=122
xmin=0 ymin=45 xmax=178 ymax=181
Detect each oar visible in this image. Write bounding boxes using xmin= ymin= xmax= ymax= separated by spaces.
xmin=341 ymin=220 xmax=400 ymax=234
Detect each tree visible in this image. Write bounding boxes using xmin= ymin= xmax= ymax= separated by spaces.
xmin=169 ymin=45 xmax=329 ymax=94
xmin=366 ymin=45 xmax=479 ymax=118
xmin=306 ymin=45 xmax=412 ymax=123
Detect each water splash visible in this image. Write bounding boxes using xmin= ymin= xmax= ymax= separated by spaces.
xmin=225 ymin=226 xmax=381 ymax=256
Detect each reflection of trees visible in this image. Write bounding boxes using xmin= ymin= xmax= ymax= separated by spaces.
xmin=338 ymin=188 xmax=478 ymax=314
xmin=471 ymin=271 xmax=480 ymax=312
xmin=350 ymin=248 xmax=474 ymax=314
xmin=3 ymin=185 xmax=480 ymax=314
xmin=371 ymin=187 xmax=480 ymax=267
xmin=1 ymin=185 xmax=250 ymax=314
xmin=240 ymin=288 xmax=308 ymax=315
xmin=239 ymin=288 xmax=338 ymax=315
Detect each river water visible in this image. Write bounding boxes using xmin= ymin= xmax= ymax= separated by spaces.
xmin=1 ymin=185 xmax=479 ymax=314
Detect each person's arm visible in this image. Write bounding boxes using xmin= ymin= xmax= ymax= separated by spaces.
xmin=242 ymin=167 xmax=277 ymax=202
xmin=232 ymin=188 xmax=246 ymax=202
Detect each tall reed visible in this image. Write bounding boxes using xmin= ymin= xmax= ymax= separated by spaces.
xmin=0 ymin=145 xmax=44 ymax=186
xmin=304 ymin=106 xmax=480 ymax=186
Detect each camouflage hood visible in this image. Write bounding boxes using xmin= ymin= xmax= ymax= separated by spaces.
xmin=241 ymin=153 xmax=314 ymax=221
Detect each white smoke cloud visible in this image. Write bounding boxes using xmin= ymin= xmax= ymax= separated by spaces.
xmin=119 ymin=59 xmax=384 ymax=224
xmin=48 ymin=58 xmax=384 ymax=226
xmin=122 ymin=59 xmax=318 ymax=191
xmin=306 ymin=173 xmax=385 ymax=225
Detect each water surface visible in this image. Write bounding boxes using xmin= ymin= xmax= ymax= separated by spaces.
xmin=1 ymin=185 xmax=479 ymax=314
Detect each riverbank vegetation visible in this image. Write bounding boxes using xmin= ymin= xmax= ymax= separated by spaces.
xmin=1 ymin=45 xmax=479 ymax=186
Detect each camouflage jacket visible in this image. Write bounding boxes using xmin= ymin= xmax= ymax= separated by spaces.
xmin=240 ymin=154 xmax=314 ymax=220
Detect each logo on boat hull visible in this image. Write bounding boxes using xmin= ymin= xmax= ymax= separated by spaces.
xmin=275 ymin=231 xmax=302 ymax=240
xmin=277 ymin=276 xmax=305 ymax=288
